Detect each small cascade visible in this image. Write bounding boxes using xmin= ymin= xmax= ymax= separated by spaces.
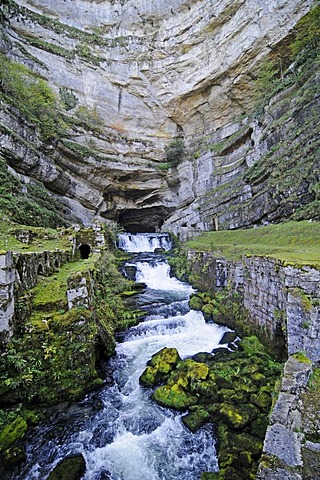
xmin=117 ymin=233 xmax=172 ymax=252
xmin=12 ymin=233 xmax=229 ymax=480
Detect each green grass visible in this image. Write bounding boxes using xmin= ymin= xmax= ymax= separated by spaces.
xmin=0 ymin=220 xmax=72 ymax=253
xmin=31 ymin=256 xmax=97 ymax=311
xmin=184 ymin=221 xmax=320 ymax=268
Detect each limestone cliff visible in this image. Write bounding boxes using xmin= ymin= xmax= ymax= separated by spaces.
xmin=0 ymin=0 xmax=317 ymax=233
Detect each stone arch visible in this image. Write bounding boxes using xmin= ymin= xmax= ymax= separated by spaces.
xmin=79 ymin=244 xmax=91 ymax=259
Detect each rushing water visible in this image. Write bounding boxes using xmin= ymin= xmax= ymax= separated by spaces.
xmin=12 ymin=234 xmax=229 ymax=480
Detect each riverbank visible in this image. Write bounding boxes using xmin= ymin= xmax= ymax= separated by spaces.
xmin=0 ymin=223 xmax=141 ymax=473
xmin=168 ymin=221 xmax=320 ymax=479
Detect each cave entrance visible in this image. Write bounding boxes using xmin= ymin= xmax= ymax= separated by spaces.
xmin=37 ymin=264 xmax=44 ymax=275
xmin=117 ymin=206 xmax=172 ymax=233
xmin=79 ymin=244 xmax=91 ymax=259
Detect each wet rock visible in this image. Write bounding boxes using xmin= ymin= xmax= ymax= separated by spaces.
xmin=219 ymin=331 xmax=237 ymax=345
xmin=139 ymin=347 xmax=181 ymax=387
xmin=2 ymin=446 xmax=26 ymax=469
xmin=47 ymin=454 xmax=86 ymax=480
xmin=211 ymin=347 xmax=231 ymax=361
xmin=182 ymin=406 xmax=211 ymax=432
xmin=152 ymin=384 xmax=198 ymax=410
xmin=192 ymin=352 xmax=215 ymax=365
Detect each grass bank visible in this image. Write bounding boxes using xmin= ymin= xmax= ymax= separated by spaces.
xmin=184 ymin=221 xmax=320 ymax=269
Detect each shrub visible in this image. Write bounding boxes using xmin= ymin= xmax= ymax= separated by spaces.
xmin=59 ymin=87 xmax=79 ymax=111
xmin=165 ymin=137 xmax=185 ymax=167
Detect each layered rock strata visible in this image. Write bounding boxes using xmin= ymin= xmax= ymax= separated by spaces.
xmin=0 ymin=0 xmax=315 ymax=231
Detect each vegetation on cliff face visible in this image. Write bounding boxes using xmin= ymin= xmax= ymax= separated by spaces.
xmin=255 ymin=2 xmax=320 ymax=108
xmin=0 ymin=157 xmax=68 ymax=229
xmin=0 ymin=54 xmax=66 ymax=141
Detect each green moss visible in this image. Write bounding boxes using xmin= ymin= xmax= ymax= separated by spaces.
xmin=140 ymin=348 xmax=182 ymax=387
xmin=0 ymin=416 xmax=27 ymax=452
xmin=152 ymin=384 xmax=198 ymax=410
xmin=292 ymin=352 xmax=312 ymax=364
xmin=182 ymin=406 xmax=211 ymax=432
xmin=250 ymin=391 xmax=272 ymax=410
xmin=219 ymin=403 xmax=250 ymax=429
xmin=47 ymin=454 xmax=86 ymax=480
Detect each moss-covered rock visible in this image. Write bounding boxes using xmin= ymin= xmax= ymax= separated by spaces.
xmin=176 ymin=358 xmax=209 ymax=381
xmin=152 ymin=383 xmax=198 ymax=410
xmin=47 ymin=454 xmax=86 ymax=480
xmin=189 ymin=294 xmax=204 ymax=310
xmin=144 ymin=335 xmax=282 ymax=480
xmin=139 ymin=347 xmax=181 ymax=387
xmin=219 ymin=403 xmax=251 ymax=429
xmin=201 ymin=302 xmax=215 ymax=319
xmin=182 ymin=406 xmax=211 ymax=432
xmin=0 ymin=416 xmax=28 ymax=452
xmin=190 ymin=378 xmax=219 ymax=402
xmin=250 ymin=391 xmax=272 ymax=410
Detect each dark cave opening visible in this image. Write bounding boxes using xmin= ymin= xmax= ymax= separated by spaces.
xmin=117 ymin=206 xmax=171 ymax=233
xmin=79 ymin=244 xmax=91 ymax=259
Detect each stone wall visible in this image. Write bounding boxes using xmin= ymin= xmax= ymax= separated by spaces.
xmin=0 ymin=225 xmax=108 ymax=343
xmin=186 ymin=251 xmax=320 ymax=478
xmin=0 ymin=252 xmax=15 ymax=343
xmin=0 ymin=248 xmax=73 ymax=341
xmin=257 ymin=355 xmax=312 ymax=480
xmin=187 ymin=251 xmax=320 ymax=362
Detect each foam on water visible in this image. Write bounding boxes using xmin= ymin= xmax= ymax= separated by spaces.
xmin=118 ymin=233 xmax=172 ymax=253
xmin=15 ymin=233 xmax=229 ymax=480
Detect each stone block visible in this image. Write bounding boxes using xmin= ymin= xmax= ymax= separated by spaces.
xmin=264 ymin=424 xmax=303 ymax=467
xmin=0 ymin=252 xmax=13 ymax=269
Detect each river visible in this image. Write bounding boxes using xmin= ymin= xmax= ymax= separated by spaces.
xmin=14 ymin=233 xmax=228 ymax=480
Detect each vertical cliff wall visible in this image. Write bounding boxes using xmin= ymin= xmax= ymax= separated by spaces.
xmin=0 ymin=0 xmax=316 ymax=231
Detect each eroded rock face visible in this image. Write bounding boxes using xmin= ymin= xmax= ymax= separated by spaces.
xmin=0 ymin=0 xmax=314 ymax=231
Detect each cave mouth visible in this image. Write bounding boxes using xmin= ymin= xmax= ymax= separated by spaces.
xmin=79 ymin=244 xmax=91 ymax=259
xmin=118 ymin=206 xmax=170 ymax=233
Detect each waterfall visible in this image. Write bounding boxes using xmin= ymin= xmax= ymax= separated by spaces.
xmin=117 ymin=233 xmax=172 ymax=252
xmin=13 ymin=234 xmax=229 ymax=480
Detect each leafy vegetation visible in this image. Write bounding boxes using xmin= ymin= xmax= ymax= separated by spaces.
xmin=184 ymin=221 xmax=320 ymax=268
xmin=0 ymin=157 xmax=68 ymax=229
xmin=255 ymin=2 xmax=320 ymax=112
xmin=0 ymin=54 xmax=66 ymax=141
xmin=59 ymin=87 xmax=79 ymax=111
xmin=165 ymin=137 xmax=185 ymax=167
xmin=0 ymin=246 xmax=142 ymax=403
